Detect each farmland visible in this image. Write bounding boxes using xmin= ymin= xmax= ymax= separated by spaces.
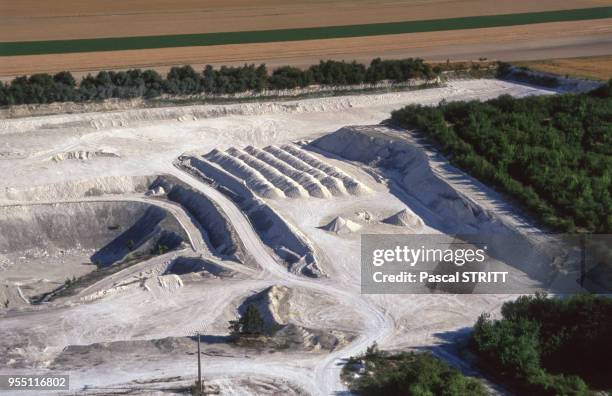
xmin=2 ymin=0 xmax=605 ymax=42
xmin=1 ymin=1 xmax=612 ymax=78
xmin=1 ymin=19 xmax=611 ymax=79
xmin=2 ymin=7 xmax=611 ymax=56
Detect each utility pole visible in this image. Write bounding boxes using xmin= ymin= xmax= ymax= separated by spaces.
xmin=197 ymin=332 xmax=203 ymax=395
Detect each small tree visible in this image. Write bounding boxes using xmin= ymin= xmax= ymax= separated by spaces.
xmin=365 ymin=342 xmax=379 ymax=358
xmin=156 ymin=244 xmax=168 ymax=255
xmin=229 ymin=303 xmax=265 ymax=338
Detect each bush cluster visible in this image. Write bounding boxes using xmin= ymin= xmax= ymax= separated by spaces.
xmin=472 ymin=293 xmax=612 ymax=394
xmin=0 ymin=58 xmax=438 ymax=106
xmin=391 ymin=81 xmax=612 ymax=233
xmin=342 ymin=345 xmax=487 ymax=396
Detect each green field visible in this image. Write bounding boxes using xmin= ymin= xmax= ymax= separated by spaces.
xmin=1 ymin=7 xmax=611 ymax=57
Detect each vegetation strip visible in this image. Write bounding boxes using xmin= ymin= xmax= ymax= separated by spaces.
xmin=472 ymin=293 xmax=612 ymax=393
xmin=391 ymin=81 xmax=612 ymax=233
xmin=1 ymin=7 xmax=611 ymax=56
xmin=342 ymin=345 xmax=487 ymax=395
xmin=0 ymin=58 xmax=440 ymax=106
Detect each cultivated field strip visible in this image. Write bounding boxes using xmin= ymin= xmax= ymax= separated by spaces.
xmin=204 ymin=149 xmax=285 ymax=199
xmin=244 ymin=146 xmax=332 ymax=198
xmin=280 ymin=144 xmax=371 ymax=195
xmin=3 ymin=7 xmax=611 ymax=56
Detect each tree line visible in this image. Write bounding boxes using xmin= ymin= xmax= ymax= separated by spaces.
xmin=472 ymin=293 xmax=612 ymax=394
xmin=0 ymin=58 xmax=438 ymax=106
xmin=391 ymin=81 xmax=612 ymax=233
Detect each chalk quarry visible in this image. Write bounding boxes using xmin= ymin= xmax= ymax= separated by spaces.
xmin=0 ymin=79 xmax=579 ymax=395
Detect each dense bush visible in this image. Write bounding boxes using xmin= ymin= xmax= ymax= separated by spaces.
xmin=366 ymin=57 xmax=436 ymax=83
xmin=590 ymin=78 xmax=612 ymax=98
xmin=473 ymin=293 xmax=612 ymax=394
xmin=200 ymin=64 xmax=268 ymax=94
xmin=0 ymin=57 xmax=439 ymax=106
xmin=267 ymin=66 xmax=314 ymax=89
xmin=391 ymin=83 xmax=612 ymax=233
xmin=309 ymin=60 xmax=367 ymax=85
xmin=342 ymin=345 xmax=487 ymax=396
xmin=2 ymin=72 xmax=79 ymax=105
xmin=79 ymin=68 xmax=165 ymax=100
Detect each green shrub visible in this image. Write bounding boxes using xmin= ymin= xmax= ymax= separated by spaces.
xmin=228 ymin=303 xmax=265 ymax=338
xmin=472 ymin=293 xmax=612 ymax=393
xmin=391 ymin=83 xmax=612 ymax=233
xmin=343 ymin=348 xmax=487 ymax=396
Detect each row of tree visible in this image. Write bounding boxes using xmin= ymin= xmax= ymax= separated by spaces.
xmin=0 ymin=58 xmax=439 ymax=106
xmin=391 ymin=81 xmax=612 ymax=233
xmin=472 ymin=293 xmax=612 ymax=394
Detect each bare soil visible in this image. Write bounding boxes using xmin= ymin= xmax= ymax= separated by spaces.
xmin=1 ymin=0 xmax=605 ymax=41
xmin=1 ymin=19 xmax=611 ymax=79
xmin=0 ymin=80 xmax=576 ymax=394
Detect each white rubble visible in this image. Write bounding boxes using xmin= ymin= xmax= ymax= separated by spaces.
xmin=0 ymin=79 xmax=559 ymax=395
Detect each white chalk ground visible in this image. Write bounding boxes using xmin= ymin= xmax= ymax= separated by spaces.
xmin=0 ymin=79 xmax=553 ymax=189
xmin=0 ymin=80 xmax=555 ymax=395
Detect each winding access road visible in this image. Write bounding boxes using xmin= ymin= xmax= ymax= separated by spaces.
xmin=169 ymin=167 xmax=395 ymax=395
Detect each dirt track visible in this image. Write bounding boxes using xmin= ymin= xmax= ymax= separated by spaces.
xmin=2 ymin=0 xmax=606 ymax=42
xmin=0 ymin=80 xmax=557 ymax=394
xmin=1 ymin=19 xmax=611 ymax=79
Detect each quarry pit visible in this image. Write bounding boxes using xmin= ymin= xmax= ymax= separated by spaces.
xmin=1 ymin=79 xmax=571 ymax=394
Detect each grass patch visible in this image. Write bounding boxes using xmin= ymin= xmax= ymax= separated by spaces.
xmin=514 ymin=55 xmax=612 ymax=81
xmin=1 ymin=7 xmax=611 ymax=56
